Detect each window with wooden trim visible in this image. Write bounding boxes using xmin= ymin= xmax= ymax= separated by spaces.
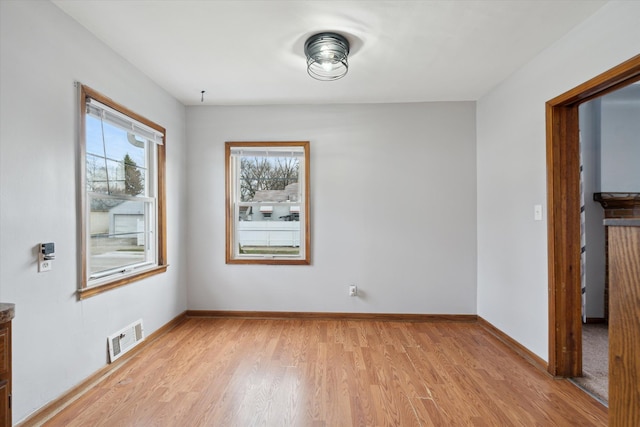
xmin=78 ymin=85 xmax=167 ymax=298
xmin=226 ymin=141 xmax=310 ymax=264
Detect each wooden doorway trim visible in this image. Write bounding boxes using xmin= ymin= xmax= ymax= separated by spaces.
xmin=546 ymin=54 xmax=640 ymax=377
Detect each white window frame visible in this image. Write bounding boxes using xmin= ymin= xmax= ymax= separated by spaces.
xmin=225 ymin=141 xmax=310 ymax=265
xmin=78 ymin=85 xmax=167 ymax=298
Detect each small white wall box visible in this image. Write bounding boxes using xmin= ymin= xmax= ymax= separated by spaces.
xmin=107 ymin=319 xmax=144 ymax=362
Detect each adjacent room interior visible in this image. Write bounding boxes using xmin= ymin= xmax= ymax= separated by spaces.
xmin=1 ymin=1 xmax=638 ymax=425
xmin=571 ymin=82 xmax=640 ymax=403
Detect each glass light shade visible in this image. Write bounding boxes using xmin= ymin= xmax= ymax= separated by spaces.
xmin=304 ymin=32 xmax=350 ymax=81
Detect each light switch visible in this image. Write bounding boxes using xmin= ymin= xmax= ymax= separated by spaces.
xmin=534 ymin=204 xmax=543 ymax=221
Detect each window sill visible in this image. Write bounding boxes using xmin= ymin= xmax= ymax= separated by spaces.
xmin=77 ymin=265 xmax=168 ymax=300
xmin=225 ymin=258 xmax=310 ymax=265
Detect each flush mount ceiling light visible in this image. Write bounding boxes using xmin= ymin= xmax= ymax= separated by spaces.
xmin=304 ymin=32 xmax=350 ymax=81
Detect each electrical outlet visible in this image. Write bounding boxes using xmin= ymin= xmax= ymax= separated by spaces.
xmin=349 ymin=285 xmax=357 ymax=297
xmin=38 ymin=259 xmax=52 ymax=272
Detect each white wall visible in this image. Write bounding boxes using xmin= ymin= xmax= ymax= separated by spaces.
xmin=477 ymin=1 xmax=640 ymax=360
xmin=0 ymin=1 xmax=188 ymax=423
xmin=600 ymin=86 xmax=640 ymax=192
xmin=186 ymin=103 xmax=477 ymax=314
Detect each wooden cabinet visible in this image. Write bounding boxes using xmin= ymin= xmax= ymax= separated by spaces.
xmin=607 ymin=221 xmax=640 ymax=427
xmin=0 ymin=304 xmax=13 ymax=427
xmin=0 ymin=380 xmax=8 ymax=427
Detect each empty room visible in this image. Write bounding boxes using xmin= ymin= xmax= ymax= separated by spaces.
xmin=1 ymin=1 xmax=639 ymax=426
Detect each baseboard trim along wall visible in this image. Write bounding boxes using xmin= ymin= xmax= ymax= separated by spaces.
xmin=186 ymin=310 xmax=478 ymax=322
xmin=16 ymin=312 xmax=188 ymax=427
xmin=20 ymin=311 xmax=551 ymax=425
xmin=477 ymin=316 xmax=549 ymax=374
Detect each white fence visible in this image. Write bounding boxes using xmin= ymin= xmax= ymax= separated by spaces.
xmin=237 ymin=221 xmax=300 ymax=247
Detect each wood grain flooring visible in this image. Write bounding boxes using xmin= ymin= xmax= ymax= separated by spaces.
xmin=40 ymin=318 xmax=607 ymax=426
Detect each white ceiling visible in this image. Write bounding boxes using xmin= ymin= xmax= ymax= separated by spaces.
xmin=52 ymin=0 xmax=608 ymax=106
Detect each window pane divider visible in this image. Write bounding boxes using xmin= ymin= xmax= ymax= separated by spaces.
xmin=237 ymin=202 xmax=302 ymax=206
xmin=88 ymin=192 xmax=154 ymax=203
xmin=89 ymin=261 xmax=155 ymax=280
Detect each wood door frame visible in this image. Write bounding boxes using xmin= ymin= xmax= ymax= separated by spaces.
xmin=546 ymin=54 xmax=640 ymax=377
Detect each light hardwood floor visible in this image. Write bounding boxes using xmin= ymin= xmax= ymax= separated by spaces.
xmin=41 ymin=318 xmax=607 ymax=426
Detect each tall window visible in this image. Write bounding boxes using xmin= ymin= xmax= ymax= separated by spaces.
xmin=79 ymin=85 xmax=167 ymax=298
xmin=226 ymin=141 xmax=310 ymax=264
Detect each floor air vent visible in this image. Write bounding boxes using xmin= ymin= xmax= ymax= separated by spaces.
xmin=108 ymin=319 xmax=144 ymax=363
